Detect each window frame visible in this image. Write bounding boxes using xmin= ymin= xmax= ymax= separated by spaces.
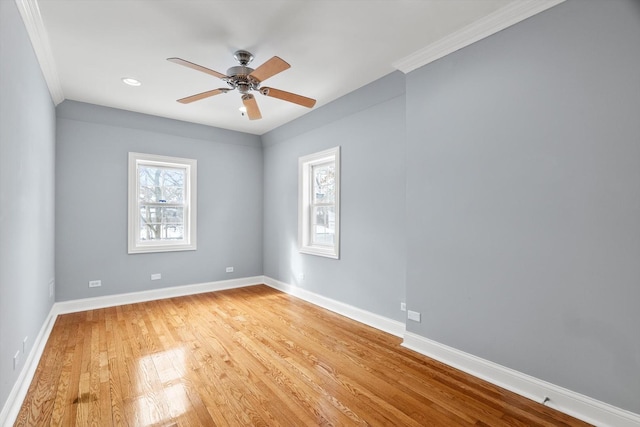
xmin=298 ymin=146 xmax=340 ymax=259
xmin=128 ymin=152 xmax=197 ymax=254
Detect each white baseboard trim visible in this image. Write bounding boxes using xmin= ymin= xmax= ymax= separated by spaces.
xmin=54 ymin=276 xmax=264 ymax=315
xmin=0 ymin=276 xmax=263 ymax=426
xmin=0 ymin=305 xmax=58 ymax=427
xmin=263 ymin=276 xmax=405 ymax=338
xmin=5 ymin=277 xmax=636 ymax=427
xmin=403 ymin=332 xmax=640 ymax=427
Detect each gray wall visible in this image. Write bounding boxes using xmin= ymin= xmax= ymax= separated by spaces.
xmin=55 ymin=101 xmax=263 ymax=301
xmin=0 ymin=0 xmax=56 ymax=412
xmin=405 ymin=0 xmax=640 ymax=413
xmin=262 ymin=71 xmax=407 ymax=322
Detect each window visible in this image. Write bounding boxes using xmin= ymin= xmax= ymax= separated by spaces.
xmin=298 ymin=147 xmax=340 ymax=259
xmin=128 ymin=152 xmax=197 ymax=254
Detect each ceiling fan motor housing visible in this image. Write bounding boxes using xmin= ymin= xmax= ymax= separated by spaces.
xmin=225 ymin=65 xmax=258 ymax=94
xmin=226 ymin=65 xmax=253 ymax=77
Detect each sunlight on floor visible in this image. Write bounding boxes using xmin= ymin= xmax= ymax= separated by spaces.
xmin=135 ymin=347 xmax=188 ymax=424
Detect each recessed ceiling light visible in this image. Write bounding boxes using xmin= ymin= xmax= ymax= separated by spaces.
xmin=122 ymin=77 xmax=141 ymax=87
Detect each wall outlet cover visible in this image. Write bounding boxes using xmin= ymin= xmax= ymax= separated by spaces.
xmin=88 ymin=280 xmax=101 ymax=288
xmin=151 ymin=273 xmax=161 ymax=280
xmin=408 ymin=310 xmax=421 ymax=322
xmin=226 ymin=267 xmax=234 ymax=273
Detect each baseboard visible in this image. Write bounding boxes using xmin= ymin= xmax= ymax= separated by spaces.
xmin=0 ymin=305 xmax=58 ymax=427
xmin=5 ymin=277 xmax=636 ymax=427
xmin=54 ymin=276 xmax=264 ymax=315
xmin=403 ymin=332 xmax=640 ymax=427
xmin=263 ymin=276 xmax=405 ymax=338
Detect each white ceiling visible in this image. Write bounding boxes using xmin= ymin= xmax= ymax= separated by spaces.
xmin=30 ymin=0 xmax=557 ymax=135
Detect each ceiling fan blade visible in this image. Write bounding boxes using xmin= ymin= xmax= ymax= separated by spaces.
xmin=249 ymin=56 xmax=290 ymax=82
xmin=167 ymin=57 xmax=227 ymax=79
xmin=260 ymin=87 xmax=316 ymax=108
xmin=242 ymin=94 xmax=262 ymax=120
xmin=177 ymin=89 xmax=228 ymax=104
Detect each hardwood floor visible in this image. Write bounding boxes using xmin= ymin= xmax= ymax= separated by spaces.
xmin=16 ymin=285 xmax=590 ymax=426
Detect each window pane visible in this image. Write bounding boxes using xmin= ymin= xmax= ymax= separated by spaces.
xmin=311 ymin=206 xmax=335 ymax=246
xmin=312 ymin=162 xmax=335 ymax=204
xmin=139 ymin=206 xmax=185 ymax=241
xmin=139 ymin=166 xmax=185 ymax=203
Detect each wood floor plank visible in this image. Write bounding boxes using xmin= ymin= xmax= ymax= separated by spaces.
xmin=225 ymin=290 xmax=423 ymax=426
xmin=229 ymin=288 xmax=474 ymax=425
xmin=15 ymin=285 xmax=592 ymax=426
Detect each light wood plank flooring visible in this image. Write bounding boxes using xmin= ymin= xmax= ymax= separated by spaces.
xmin=16 ymin=285 xmax=591 ymax=426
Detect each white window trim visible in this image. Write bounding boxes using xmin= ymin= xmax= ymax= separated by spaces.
xmin=298 ymin=146 xmax=340 ymax=259
xmin=128 ymin=152 xmax=197 ymax=254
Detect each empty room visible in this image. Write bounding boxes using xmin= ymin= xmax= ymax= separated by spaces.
xmin=1 ymin=0 xmax=639 ymax=425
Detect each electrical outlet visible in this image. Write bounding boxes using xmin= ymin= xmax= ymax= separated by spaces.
xmin=400 ymin=302 xmax=406 ymax=311
xmin=88 ymin=280 xmax=101 ymax=288
xmin=13 ymin=351 xmax=20 ymax=370
xmin=225 ymin=267 xmax=234 ymax=273
xmin=407 ymin=310 xmax=421 ymax=322
xmin=23 ymin=336 xmax=28 ymax=354
xmin=151 ymin=273 xmax=161 ymax=280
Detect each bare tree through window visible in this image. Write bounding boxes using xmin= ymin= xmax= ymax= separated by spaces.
xmin=298 ymin=147 xmax=340 ymax=259
xmin=138 ymin=165 xmax=186 ymax=241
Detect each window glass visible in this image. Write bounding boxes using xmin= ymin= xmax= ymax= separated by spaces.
xmin=298 ymin=147 xmax=340 ymax=259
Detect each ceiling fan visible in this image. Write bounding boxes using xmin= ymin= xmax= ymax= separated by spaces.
xmin=167 ymin=50 xmax=316 ymax=120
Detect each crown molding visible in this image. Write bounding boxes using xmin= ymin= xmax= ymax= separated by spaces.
xmin=393 ymin=0 xmax=566 ymax=73
xmin=14 ymin=0 xmax=64 ymax=105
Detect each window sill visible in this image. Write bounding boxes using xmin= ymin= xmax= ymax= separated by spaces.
xmin=299 ymin=245 xmax=339 ymax=259
xmin=128 ymin=243 xmax=197 ymax=254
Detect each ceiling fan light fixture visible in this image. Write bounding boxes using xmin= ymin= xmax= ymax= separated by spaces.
xmin=239 ymin=106 xmax=247 ymax=113
xmin=122 ymin=77 xmax=141 ymax=87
